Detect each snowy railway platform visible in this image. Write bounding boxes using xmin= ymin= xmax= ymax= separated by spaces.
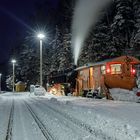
xmin=0 ymin=92 xmax=140 ymax=140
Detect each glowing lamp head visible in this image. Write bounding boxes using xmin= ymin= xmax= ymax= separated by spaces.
xmin=37 ymin=33 xmax=45 ymax=40
xmin=0 ymin=73 xmax=2 ymax=76
xmin=11 ymin=59 xmax=16 ymax=64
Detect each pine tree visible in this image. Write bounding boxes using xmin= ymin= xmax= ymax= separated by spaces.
xmin=50 ymin=26 xmax=73 ymax=72
xmin=111 ymin=0 xmax=134 ymax=54
xmin=16 ymin=44 xmax=39 ymax=85
xmin=58 ymin=28 xmax=73 ymax=71
xmin=132 ymin=0 xmax=140 ymax=58
xmin=49 ymin=26 xmax=63 ymax=72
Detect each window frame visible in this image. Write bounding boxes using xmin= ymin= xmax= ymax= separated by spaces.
xmin=110 ymin=63 xmax=122 ymax=74
xmin=101 ymin=65 xmax=106 ymax=75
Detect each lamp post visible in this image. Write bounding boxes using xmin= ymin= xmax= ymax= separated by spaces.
xmin=0 ymin=73 xmax=2 ymax=93
xmin=37 ymin=33 xmax=45 ymax=86
xmin=11 ymin=59 xmax=16 ymax=92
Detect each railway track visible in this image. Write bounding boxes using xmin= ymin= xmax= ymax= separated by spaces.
xmin=30 ymin=98 xmax=113 ymax=140
xmin=5 ymin=100 xmax=14 ymax=140
xmin=24 ymin=101 xmax=55 ymax=140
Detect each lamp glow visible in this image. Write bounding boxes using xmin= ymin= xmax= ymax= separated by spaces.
xmin=11 ymin=59 xmax=16 ymax=63
xmin=37 ymin=33 xmax=45 ymax=39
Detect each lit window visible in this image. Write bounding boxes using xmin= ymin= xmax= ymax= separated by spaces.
xmin=101 ymin=65 xmax=106 ymax=74
xmin=110 ymin=64 xmax=122 ymax=74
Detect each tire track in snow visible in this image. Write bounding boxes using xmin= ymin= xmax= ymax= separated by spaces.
xmin=30 ymin=98 xmax=114 ymax=140
xmin=5 ymin=99 xmax=14 ymax=140
xmin=24 ymin=101 xmax=55 ymax=140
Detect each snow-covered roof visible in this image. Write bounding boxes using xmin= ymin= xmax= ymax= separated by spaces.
xmin=15 ymin=81 xmax=26 ymax=85
xmin=75 ymin=59 xmax=112 ymax=71
xmin=75 ymin=56 xmax=140 ymax=71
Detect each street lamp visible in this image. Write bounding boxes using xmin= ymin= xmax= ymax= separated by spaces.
xmin=0 ymin=73 xmax=2 ymax=93
xmin=11 ymin=59 xmax=16 ymax=92
xmin=37 ymin=33 xmax=45 ymax=86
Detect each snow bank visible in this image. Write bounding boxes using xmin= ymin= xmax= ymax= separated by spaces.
xmin=109 ymin=88 xmax=140 ymax=102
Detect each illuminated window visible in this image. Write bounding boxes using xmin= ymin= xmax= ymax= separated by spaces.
xmin=101 ymin=65 xmax=106 ymax=74
xmin=110 ymin=64 xmax=122 ymax=74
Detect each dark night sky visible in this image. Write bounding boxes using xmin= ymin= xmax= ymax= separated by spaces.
xmin=0 ymin=0 xmax=59 ymax=64
xmin=0 ymin=0 xmax=35 ymax=63
xmin=0 ymin=0 xmax=59 ymax=89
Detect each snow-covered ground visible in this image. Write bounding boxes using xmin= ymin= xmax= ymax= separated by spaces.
xmin=0 ymin=92 xmax=140 ymax=140
xmin=110 ymin=88 xmax=140 ymax=102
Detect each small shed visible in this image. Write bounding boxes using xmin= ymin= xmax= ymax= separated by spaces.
xmin=15 ymin=81 xmax=26 ymax=92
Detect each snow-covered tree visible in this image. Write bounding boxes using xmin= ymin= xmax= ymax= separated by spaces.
xmin=132 ymin=0 xmax=140 ymax=58
xmin=16 ymin=44 xmax=39 ymax=85
xmin=58 ymin=28 xmax=73 ymax=71
xmin=111 ymin=0 xmax=134 ymax=54
xmin=6 ymin=75 xmax=13 ymax=90
xmin=49 ymin=26 xmax=63 ymax=72
xmin=50 ymin=26 xmax=73 ymax=72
